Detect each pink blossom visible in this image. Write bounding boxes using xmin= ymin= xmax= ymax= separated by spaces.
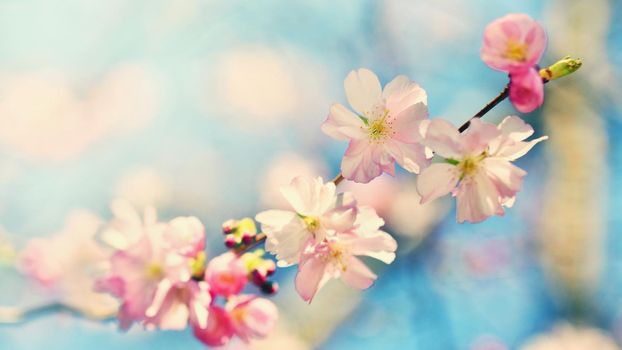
xmin=163 ymin=216 xmax=205 ymax=257
xmin=255 ymin=176 xmax=358 ymax=267
xmin=144 ymin=279 xmax=212 ymax=331
xmin=295 ymin=228 xmax=397 ymax=302
xmin=481 ymin=14 xmax=547 ymax=113
xmin=96 ymin=226 xmax=193 ymax=329
xmin=204 ymin=252 xmax=248 ymax=297
xmin=322 ymin=68 xmax=430 ymax=183
xmin=509 ymin=68 xmax=544 ymax=113
xmin=417 ymin=116 xmax=547 ymax=223
xmin=481 ymin=14 xmax=547 ymax=74
xmin=226 ymin=295 xmax=278 ymax=342
xmin=193 ymin=306 xmax=234 ymax=347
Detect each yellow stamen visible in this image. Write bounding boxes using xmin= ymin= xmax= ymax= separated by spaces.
xmin=303 ymin=216 xmax=320 ymax=232
xmin=504 ymin=40 xmax=528 ymax=62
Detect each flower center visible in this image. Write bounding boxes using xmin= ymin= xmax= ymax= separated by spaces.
xmin=146 ymin=262 xmax=164 ymax=279
xmin=503 ymin=39 xmax=528 ymax=62
xmin=327 ymin=242 xmax=348 ymax=272
xmin=303 ymin=216 xmax=320 ymax=232
xmin=457 ymin=153 xmax=487 ymax=179
xmin=363 ymin=105 xmax=392 ymax=142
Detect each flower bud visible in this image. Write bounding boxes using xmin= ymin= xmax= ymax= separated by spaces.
xmin=539 ymin=56 xmax=582 ymax=81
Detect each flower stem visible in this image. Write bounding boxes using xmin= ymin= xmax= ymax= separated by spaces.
xmin=458 ymin=84 xmax=510 ymax=132
xmin=0 ymin=303 xmax=116 ymax=325
xmin=331 ymin=173 xmax=345 ymax=186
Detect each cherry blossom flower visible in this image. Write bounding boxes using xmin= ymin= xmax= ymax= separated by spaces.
xmin=17 ymin=210 xmax=118 ymax=317
xmin=481 ymin=14 xmax=548 ymax=113
xmin=416 ymin=116 xmax=547 ymax=223
xmin=204 ymin=252 xmax=248 ymax=297
xmin=193 ymin=306 xmax=234 ymax=347
xmin=481 ymin=14 xmax=546 ymax=73
xmin=96 ymin=227 xmax=193 ymax=329
xmin=295 ymin=228 xmax=397 ymax=302
xmin=226 ymin=295 xmax=278 ymax=342
xmin=144 ymin=279 xmax=212 ymax=331
xmin=322 ymin=68 xmax=430 ymax=183
xmin=255 ymin=176 xmax=357 ymax=267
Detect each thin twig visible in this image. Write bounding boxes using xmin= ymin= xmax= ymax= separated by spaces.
xmin=0 ymin=303 xmax=116 ymax=325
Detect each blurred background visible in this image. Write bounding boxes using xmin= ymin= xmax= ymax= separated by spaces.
xmin=0 ymin=0 xmax=620 ymax=349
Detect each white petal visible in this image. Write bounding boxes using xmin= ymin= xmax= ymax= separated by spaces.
xmin=416 ymin=163 xmax=460 ymax=203
xmin=321 ymin=103 xmax=366 ymax=141
xmin=498 ymin=116 xmax=534 ymax=141
xmin=421 ymin=119 xmax=463 ymax=159
xmin=344 ymin=68 xmax=383 ymax=115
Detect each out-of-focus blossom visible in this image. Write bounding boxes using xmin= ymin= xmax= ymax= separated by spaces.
xmin=96 ymin=200 xmax=211 ymax=330
xmin=295 ymin=223 xmax=397 ymax=302
xmin=520 ymin=323 xmax=620 ymax=350
xmin=322 ymin=68 xmax=430 ymax=183
xmin=205 ymin=252 xmax=248 ymax=297
xmin=226 ymin=295 xmax=278 ymax=342
xmin=97 ymin=199 xmax=160 ymax=251
xmin=340 ymin=174 xmax=399 ymax=217
xmin=481 ymin=14 xmax=548 ymax=113
xmin=144 ymin=279 xmax=212 ymax=331
xmin=96 ymin=225 xmax=193 ymax=329
xmin=0 ymin=64 xmax=160 ymax=162
xmin=386 ymin=182 xmax=449 ymax=241
xmin=114 ymin=167 xmax=171 ymax=209
xmin=417 ymin=116 xmax=547 ymax=223
xmin=193 ymin=305 xmax=234 ymax=347
xmin=256 ymin=176 xmax=356 ymax=266
xmin=17 ymin=210 xmax=118 ymax=317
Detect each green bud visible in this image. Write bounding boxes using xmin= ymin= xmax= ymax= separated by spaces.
xmin=539 ymin=56 xmax=582 ymax=81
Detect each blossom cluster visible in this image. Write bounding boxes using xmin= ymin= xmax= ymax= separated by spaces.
xmin=8 ymin=12 xmax=582 ymax=348
xmin=257 ymin=176 xmax=398 ymax=301
xmin=95 ymin=201 xmax=277 ymax=347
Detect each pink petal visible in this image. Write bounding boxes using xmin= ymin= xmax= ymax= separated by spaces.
xmin=341 ymin=256 xmax=377 ymax=290
xmin=279 ymin=176 xmax=336 ymax=215
xmin=496 ymin=135 xmax=548 ymax=161
xmin=321 ymin=103 xmax=366 ymax=141
xmin=390 ymin=103 xmax=429 ymax=143
xmin=349 ymin=230 xmax=397 ymax=264
xmin=205 ymin=252 xmax=247 ymax=297
xmin=341 ymin=139 xmax=383 ymax=183
xmin=416 ymin=163 xmax=460 ymax=203
xmin=295 ymin=255 xmax=328 ymax=302
xmin=454 ymin=172 xmax=505 ymax=223
xmin=482 ymin=157 xmax=526 ymax=199
xmin=498 ymin=115 xmax=534 ymax=141
xmin=193 ymin=306 xmax=234 ymax=347
xmin=383 ymin=77 xmax=428 ymax=118
xmin=509 ymin=68 xmax=544 ymax=113
xmin=420 ymin=119 xmax=463 ymax=159
xmin=481 ymin=14 xmax=547 ymax=73
xmin=344 ymin=68 xmax=383 ymax=115
xmin=384 ymin=139 xmax=430 ymax=174
xmin=462 ymin=119 xmax=502 ymax=156
xmin=227 ymin=296 xmax=278 ymax=342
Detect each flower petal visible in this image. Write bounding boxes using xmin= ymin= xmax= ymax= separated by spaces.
xmin=321 ymin=103 xmax=366 ymax=141
xmin=341 ymin=256 xmax=377 ymax=290
xmin=344 ymin=68 xmax=383 ymax=115
xmin=416 ymin=163 xmax=460 ymax=203
xmin=420 ymin=119 xmax=463 ymax=159
xmin=341 ymin=139 xmax=384 ymax=183
xmin=509 ymin=68 xmax=544 ymax=113
xmin=455 ymin=172 xmax=505 ymax=223
xmin=295 ymin=254 xmax=329 ymax=302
